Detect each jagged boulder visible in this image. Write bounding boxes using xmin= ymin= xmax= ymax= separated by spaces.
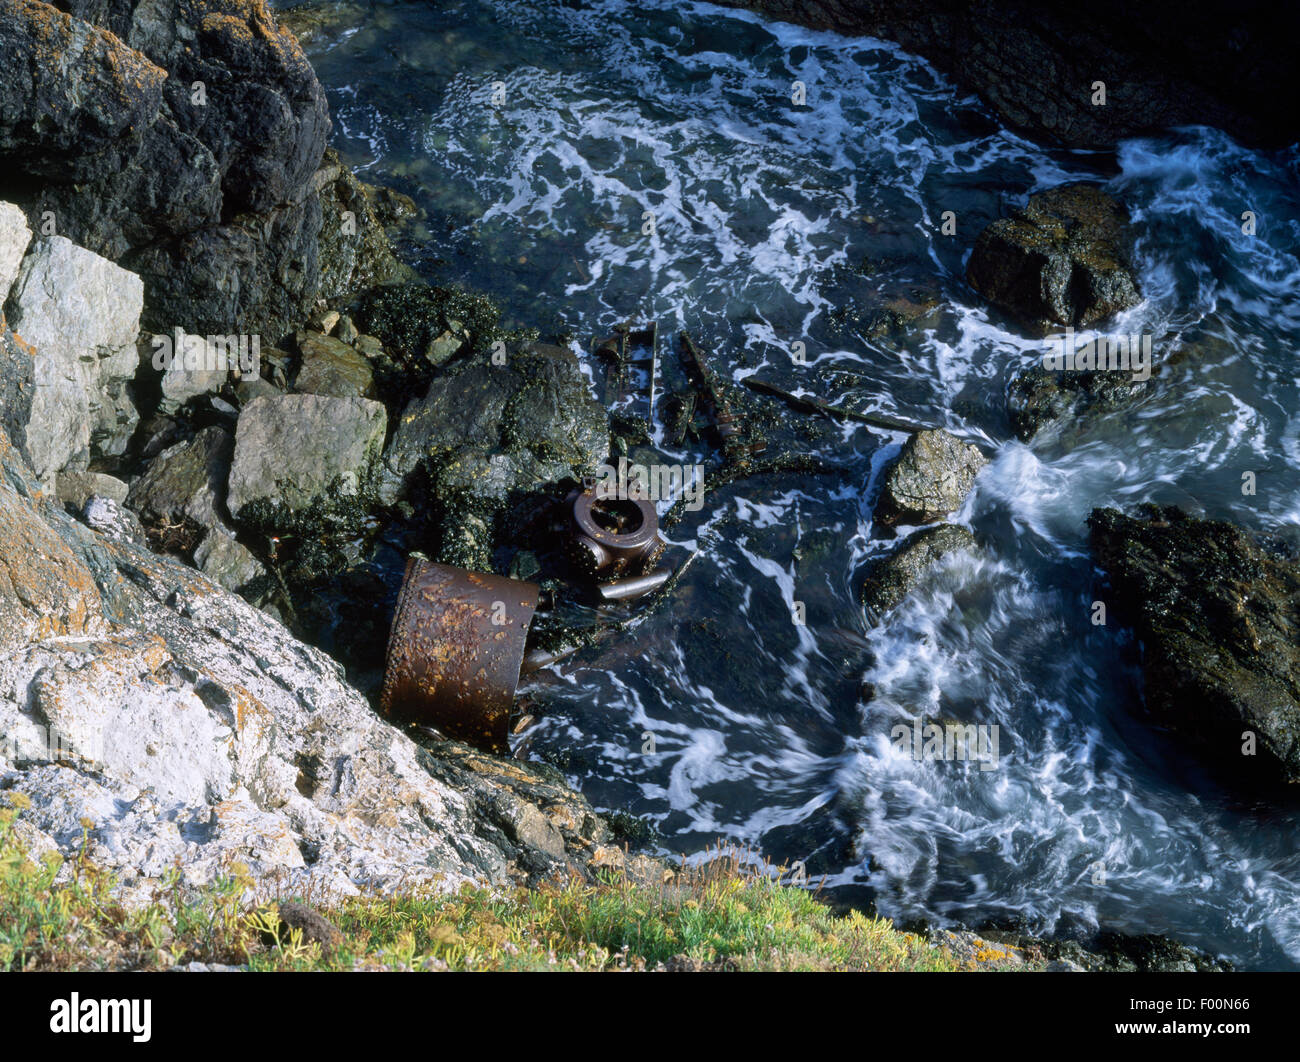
xmin=967 ymin=185 xmax=1140 ymax=333
xmin=227 ymin=393 xmax=387 ymax=533
xmin=4 ymin=233 xmax=143 ymax=479
xmin=1089 ymin=505 xmax=1300 ymax=785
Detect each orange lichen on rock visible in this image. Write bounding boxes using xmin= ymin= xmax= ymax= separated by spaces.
xmin=0 ymin=433 xmax=104 ymax=653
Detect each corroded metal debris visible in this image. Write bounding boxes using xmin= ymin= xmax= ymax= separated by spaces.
xmin=592 ymin=322 xmax=657 ymax=421
xmin=565 ymin=484 xmax=667 ymax=580
xmin=381 ymin=558 xmax=539 ymax=752
xmin=677 ymin=330 xmax=765 ymax=463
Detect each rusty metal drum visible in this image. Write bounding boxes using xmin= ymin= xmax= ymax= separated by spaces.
xmin=380 ymin=558 xmax=539 ymax=752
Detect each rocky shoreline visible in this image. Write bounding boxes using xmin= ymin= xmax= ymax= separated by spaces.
xmin=0 ymin=0 xmax=1292 ymax=972
xmin=715 ymin=0 xmax=1300 ymax=150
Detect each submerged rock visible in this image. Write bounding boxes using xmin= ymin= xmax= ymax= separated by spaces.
xmin=1008 ymin=364 xmax=1148 ymax=441
xmin=967 ymin=185 xmax=1140 ymax=333
xmin=227 ymin=393 xmax=387 ymax=533
xmin=873 ymin=429 xmax=987 ymax=527
xmin=860 ymin=524 xmax=978 ymax=617
xmin=1088 ymin=505 xmax=1300 ymax=785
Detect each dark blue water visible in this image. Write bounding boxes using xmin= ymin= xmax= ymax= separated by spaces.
xmin=287 ymin=0 xmax=1300 ymax=968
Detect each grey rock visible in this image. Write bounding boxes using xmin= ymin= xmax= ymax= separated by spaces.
xmin=0 ymin=201 xmax=32 ymax=300
xmin=228 ymin=394 xmax=387 ymax=532
xmin=379 ymin=342 xmax=607 ymax=510
xmin=336 ymin=315 xmax=359 ymax=345
xmin=57 ymin=471 xmax=129 ymax=510
xmin=967 ymin=184 xmax=1141 ymax=333
xmin=860 ymin=524 xmax=978 ymax=618
xmin=82 ymin=496 xmax=147 ymax=546
xmin=127 ymin=426 xmax=233 ymax=532
xmin=874 ymin=430 xmax=987 ymax=526
xmin=294 ymin=330 xmax=374 ymax=398
xmin=154 ymin=333 xmax=233 ymax=414
xmin=236 ymin=376 xmax=283 ymax=407
xmin=194 ymin=526 xmax=266 ymax=600
xmin=6 ymin=236 xmax=143 ymax=479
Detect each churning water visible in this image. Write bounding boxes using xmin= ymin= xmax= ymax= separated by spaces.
xmin=292 ymin=0 xmax=1300 ymax=968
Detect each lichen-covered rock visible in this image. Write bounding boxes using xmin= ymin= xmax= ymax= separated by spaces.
xmin=0 ymin=420 xmax=619 ymax=900
xmin=0 ymin=433 xmax=102 ymax=654
xmin=967 ymin=185 xmax=1140 ymax=333
xmin=874 ymin=429 xmax=987 ymax=527
xmin=5 ymin=234 xmax=143 ymax=479
xmin=227 ymin=393 xmax=386 ymax=532
xmin=378 ymin=342 xmax=608 ymax=512
xmin=294 ymin=330 xmax=374 ymax=398
xmin=1089 ymin=505 xmax=1300 ymax=786
xmin=860 ymin=524 xmax=978 ymax=617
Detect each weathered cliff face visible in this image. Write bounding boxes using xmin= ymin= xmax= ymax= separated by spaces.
xmin=715 ymin=0 xmax=1299 ymax=149
xmin=0 ymin=416 xmax=624 ymax=901
xmin=0 ymin=0 xmax=404 ymax=339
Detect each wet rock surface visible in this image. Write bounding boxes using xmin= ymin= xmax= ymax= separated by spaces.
xmin=873 ymin=429 xmax=986 ymax=527
xmin=967 ymin=185 xmax=1140 ymax=333
xmin=860 ymin=524 xmax=977 ymax=617
xmin=1007 ymin=364 xmax=1148 ymax=442
xmin=1089 ymin=505 xmax=1300 ymax=786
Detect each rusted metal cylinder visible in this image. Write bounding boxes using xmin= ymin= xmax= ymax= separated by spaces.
xmin=566 ymin=488 xmax=665 ymax=578
xmin=380 ymin=558 xmax=539 ymax=752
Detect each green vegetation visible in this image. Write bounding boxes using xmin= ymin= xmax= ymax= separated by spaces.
xmin=0 ymin=800 xmax=1023 ymax=972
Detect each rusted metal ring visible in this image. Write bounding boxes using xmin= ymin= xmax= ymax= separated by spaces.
xmin=567 ymin=490 xmax=662 ymax=577
xmin=380 ymin=558 xmax=539 ymax=752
